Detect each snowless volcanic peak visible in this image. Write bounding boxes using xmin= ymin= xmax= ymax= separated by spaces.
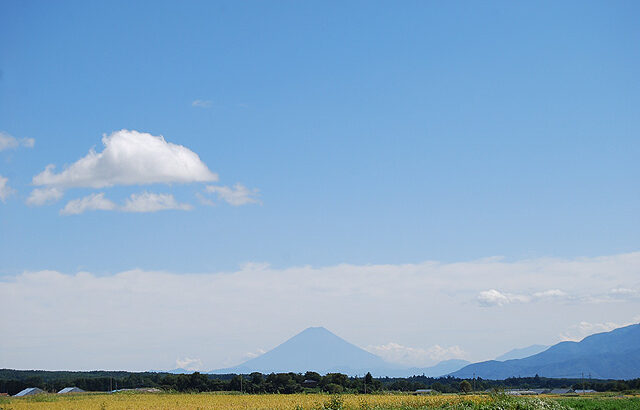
xmin=212 ymin=326 xmax=393 ymax=375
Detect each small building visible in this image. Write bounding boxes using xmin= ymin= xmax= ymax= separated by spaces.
xmin=302 ymin=379 xmax=318 ymax=388
xmin=548 ymin=388 xmax=573 ymax=395
xmin=575 ymin=389 xmax=596 ymax=394
xmin=14 ymin=387 xmax=45 ymax=397
xmin=58 ymin=387 xmax=86 ymax=394
xmin=413 ymin=389 xmax=434 ymax=395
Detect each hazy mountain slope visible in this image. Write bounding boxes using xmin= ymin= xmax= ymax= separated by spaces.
xmin=495 ymin=345 xmax=548 ymax=361
xmin=406 ymin=359 xmax=471 ymax=377
xmin=452 ymin=323 xmax=640 ymax=379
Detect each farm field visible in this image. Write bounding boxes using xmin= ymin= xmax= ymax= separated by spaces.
xmin=1 ymin=393 xmax=640 ymax=410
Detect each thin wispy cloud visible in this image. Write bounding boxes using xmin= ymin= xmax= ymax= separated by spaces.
xmin=0 ymin=131 xmax=35 ymax=151
xmin=60 ymin=193 xmax=117 ymax=215
xmin=0 ymin=175 xmax=15 ymax=202
xmin=26 ymin=187 xmax=64 ymax=206
xmin=121 ymin=192 xmax=192 ymax=213
xmin=205 ymin=184 xmax=261 ymax=206
xmin=60 ymin=192 xmax=193 ymax=215
xmin=191 ymin=99 xmax=212 ymax=108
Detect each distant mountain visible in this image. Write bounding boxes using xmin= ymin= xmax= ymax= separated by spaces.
xmin=211 ymin=327 xmax=401 ymax=376
xmin=404 ymin=359 xmax=471 ymax=377
xmin=148 ymin=368 xmax=193 ymax=374
xmin=495 ymin=345 xmax=549 ymax=361
xmin=452 ymin=323 xmax=640 ymax=379
xmin=209 ymin=327 xmax=467 ymax=377
xmin=166 ymin=368 xmax=193 ymax=374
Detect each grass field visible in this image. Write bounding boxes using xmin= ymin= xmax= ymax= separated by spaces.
xmin=1 ymin=392 xmax=639 ymax=409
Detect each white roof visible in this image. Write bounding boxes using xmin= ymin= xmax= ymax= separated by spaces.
xmin=58 ymin=387 xmax=85 ymax=394
xmin=14 ymin=387 xmax=45 ymax=397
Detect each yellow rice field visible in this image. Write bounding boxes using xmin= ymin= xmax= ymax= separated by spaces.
xmin=0 ymin=392 xmax=492 ymax=410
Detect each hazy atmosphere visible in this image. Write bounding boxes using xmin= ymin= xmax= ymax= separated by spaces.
xmin=1 ymin=0 xmax=639 ymax=374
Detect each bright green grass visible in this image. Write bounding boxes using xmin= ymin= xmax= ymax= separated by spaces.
xmin=556 ymin=397 xmax=640 ymax=410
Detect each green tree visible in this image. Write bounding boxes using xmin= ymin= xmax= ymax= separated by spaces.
xmin=364 ymin=372 xmax=373 ymax=385
xmin=459 ymin=380 xmax=472 ymax=393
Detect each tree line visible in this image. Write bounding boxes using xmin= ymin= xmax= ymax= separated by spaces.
xmin=1 ymin=369 xmax=639 ymax=396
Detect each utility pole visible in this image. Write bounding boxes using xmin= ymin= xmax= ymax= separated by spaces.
xmin=473 ymin=373 xmax=476 ymax=392
xmin=240 ymin=375 xmax=243 ymax=394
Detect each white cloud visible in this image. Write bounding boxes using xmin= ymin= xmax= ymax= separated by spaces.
xmin=26 ymin=187 xmax=64 ymax=206
xmin=33 ymin=129 xmax=217 ymax=189
xmin=244 ymin=349 xmax=267 ymax=359
xmin=365 ymin=342 xmax=466 ymax=367
xmin=1 ymin=252 xmax=639 ymax=371
xmin=0 ymin=131 xmax=34 ymax=151
xmin=192 ymin=99 xmax=212 ymax=108
xmin=175 ymin=357 xmax=203 ymax=372
xmin=60 ymin=191 xmax=193 ymax=215
xmin=60 ymin=193 xmax=117 ymax=215
xmin=477 ymin=288 xmax=569 ymax=307
xmin=121 ymin=192 xmax=192 ymax=213
xmin=607 ymin=288 xmax=639 ymax=300
xmin=559 ymin=319 xmax=640 ymax=342
xmin=533 ymin=289 xmax=567 ymax=298
xmin=0 ymin=175 xmax=15 ymax=202
xmin=205 ymin=184 xmax=260 ymax=206
xmin=477 ymin=289 xmax=530 ymax=307
xmin=196 ymin=192 xmax=215 ymax=206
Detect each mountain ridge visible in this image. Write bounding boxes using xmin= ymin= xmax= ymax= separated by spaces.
xmin=451 ymin=323 xmax=640 ymax=379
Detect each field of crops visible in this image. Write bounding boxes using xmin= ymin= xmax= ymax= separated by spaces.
xmin=1 ymin=392 xmax=639 ymax=410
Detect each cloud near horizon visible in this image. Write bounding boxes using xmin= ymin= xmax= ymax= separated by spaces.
xmin=175 ymin=357 xmax=203 ymax=372
xmin=365 ymin=342 xmax=467 ymax=367
xmin=1 ymin=252 xmax=639 ymax=371
xmin=477 ymin=288 xmax=568 ymax=307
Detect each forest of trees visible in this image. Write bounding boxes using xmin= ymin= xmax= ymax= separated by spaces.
xmin=1 ymin=369 xmax=639 ymax=396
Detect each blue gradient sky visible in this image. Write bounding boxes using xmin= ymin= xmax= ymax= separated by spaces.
xmin=0 ymin=1 xmax=639 ymax=370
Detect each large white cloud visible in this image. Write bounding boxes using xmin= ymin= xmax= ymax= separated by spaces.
xmin=1 ymin=252 xmax=639 ymax=371
xmin=0 ymin=175 xmax=15 ymax=202
xmin=33 ymin=129 xmax=217 ymax=189
xmin=0 ymin=131 xmax=34 ymax=151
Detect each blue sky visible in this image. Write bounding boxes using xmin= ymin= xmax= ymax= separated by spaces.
xmin=1 ymin=1 xmax=639 ymax=371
